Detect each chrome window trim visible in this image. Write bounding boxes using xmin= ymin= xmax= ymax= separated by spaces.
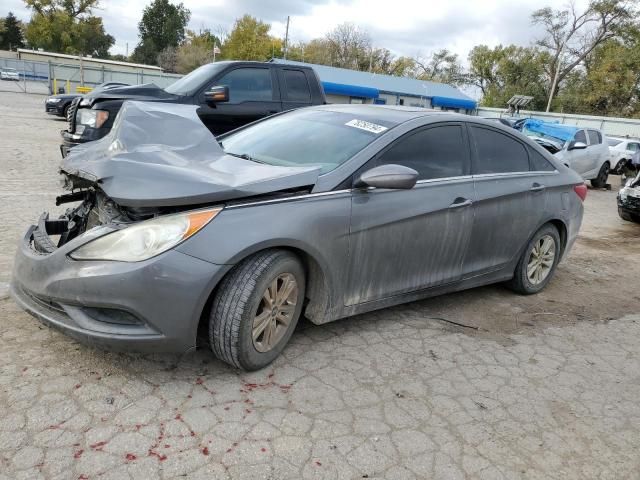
xmin=415 ymin=175 xmax=473 ymax=185
xmin=473 ymin=170 xmax=559 ymax=179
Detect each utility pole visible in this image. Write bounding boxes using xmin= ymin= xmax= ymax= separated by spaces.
xmin=546 ymin=44 xmax=564 ymax=112
xmin=283 ymin=16 xmax=290 ymax=59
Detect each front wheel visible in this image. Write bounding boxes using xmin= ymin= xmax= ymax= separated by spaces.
xmin=209 ymin=250 xmax=305 ymax=370
xmin=590 ymin=162 xmax=609 ymax=188
xmin=507 ymin=224 xmax=561 ymax=295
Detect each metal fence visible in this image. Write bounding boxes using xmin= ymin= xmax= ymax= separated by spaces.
xmin=478 ymin=106 xmax=640 ymax=139
xmin=0 ymin=57 xmax=182 ymax=95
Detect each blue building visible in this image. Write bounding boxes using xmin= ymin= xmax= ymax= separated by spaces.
xmin=270 ymin=58 xmax=476 ymax=113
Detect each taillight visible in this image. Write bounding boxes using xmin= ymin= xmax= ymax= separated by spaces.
xmin=573 ymin=184 xmax=588 ymax=201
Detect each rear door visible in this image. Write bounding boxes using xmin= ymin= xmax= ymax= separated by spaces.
xmin=196 ymin=66 xmax=282 ymax=135
xmin=346 ymin=122 xmax=475 ymax=305
xmin=276 ymin=68 xmax=314 ymax=112
xmin=464 ymin=125 xmax=549 ymax=277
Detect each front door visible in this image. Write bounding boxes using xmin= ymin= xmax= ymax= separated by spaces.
xmin=197 ymin=66 xmax=282 ymax=135
xmin=346 ymin=123 xmax=475 ymax=305
xmin=565 ymin=129 xmax=590 ymax=176
xmin=464 ymin=125 xmax=550 ymax=276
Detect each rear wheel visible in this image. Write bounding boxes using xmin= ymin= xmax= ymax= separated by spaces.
xmin=209 ymin=250 xmax=305 ymax=370
xmin=507 ymin=224 xmax=561 ymax=295
xmin=590 ymin=162 xmax=609 ymax=188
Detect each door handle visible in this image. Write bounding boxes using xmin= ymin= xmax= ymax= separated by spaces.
xmin=530 ymin=183 xmax=546 ymax=192
xmin=448 ymin=198 xmax=473 ymax=209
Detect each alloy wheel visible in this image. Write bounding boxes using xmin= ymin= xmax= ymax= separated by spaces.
xmin=526 ymin=234 xmax=556 ymax=285
xmin=252 ymin=273 xmax=298 ymax=353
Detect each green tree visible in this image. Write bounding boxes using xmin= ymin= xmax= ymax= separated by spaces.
xmin=132 ymin=0 xmax=190 ymax=65
xmin=414 ymin=49 xmax=466 ymax=85
xmin=532 ymin=0 xmax=637 ymax=111
xmin=0 ymin=12 xmax=25 ymax=50
xmin=221 ymin=15 xmax=280 ymax=61
xmin=468 ymin=44 xmax=549 ymax=109
xmin=171 ymin=30 xmax=221 ymax=73
xmin=23 ymin=0 xmax=114 ymax=56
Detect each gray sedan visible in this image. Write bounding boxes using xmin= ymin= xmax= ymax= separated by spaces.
xmin=11 ymin=102 xmax=586 ymax=370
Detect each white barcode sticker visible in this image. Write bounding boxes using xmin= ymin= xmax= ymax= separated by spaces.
xmin=345 ymin=119 xmax=388 ymax=134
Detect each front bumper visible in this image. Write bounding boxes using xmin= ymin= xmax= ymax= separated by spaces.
xmin=46 ymin=104 xmax=64 ymax=116
xmin=618 ymin=194 xmax=640 ymax=215
xmin=11 ymin=222 xmax=228 ymax=354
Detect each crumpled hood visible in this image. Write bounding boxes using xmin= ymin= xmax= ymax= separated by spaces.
xmin=61 ymin=101 xmax=321 ymax=207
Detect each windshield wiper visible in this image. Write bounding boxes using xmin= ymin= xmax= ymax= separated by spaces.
xmin=225 ymin=152 xmax=268 ymax=164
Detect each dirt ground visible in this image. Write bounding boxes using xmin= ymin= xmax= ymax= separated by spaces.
xmin=1 ymin=91 xmax=639 ymax=480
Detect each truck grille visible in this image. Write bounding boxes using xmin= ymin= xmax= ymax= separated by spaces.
xmin=67 ymin=97 xmax=80 ymax=133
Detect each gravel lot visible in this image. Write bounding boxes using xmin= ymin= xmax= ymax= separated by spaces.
xmin=1 ymin=91 xmax=639 ymax=480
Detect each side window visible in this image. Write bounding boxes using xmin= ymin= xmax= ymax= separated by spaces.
xmin=376 ymin=125 xmax=469 ymax=180
xmin=574 ymin=130 xmax=587 ymax=144
xmin=587 ymin=130 xmax=601 ymax=145
xmin=470 ymin=126 xmax=529 ymax=174
xmin=628 ymin=143 xmax=639 ymax=152
xmin=216 ymin=68 xmax=273 ymax=103
xmin=283 ymin=69 xmax=311 ymax=102
xmin=529 ymin=149 xmax=556 ymax=172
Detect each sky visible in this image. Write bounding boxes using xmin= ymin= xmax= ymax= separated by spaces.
xmin=4 ymin=0 xmax=589 ymax=60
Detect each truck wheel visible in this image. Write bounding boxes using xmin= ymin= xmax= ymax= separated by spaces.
xmin=507 ymin=224 xmax=561 ymax=295
xmin=209 ymin=250 xmax=305 ymax=370
xmin=590 ymin=162 xmax=609 ymax=188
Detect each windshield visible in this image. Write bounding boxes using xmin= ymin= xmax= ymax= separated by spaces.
xmin=164 ymin=63 xmax=226 ymax=95
xmin=220 ymin=109 xmax=396 ymax=173
xmin=522 ymin=127 xmax=565 ymax=147
xmin=607 ymin=138 xmax=623 ymax=147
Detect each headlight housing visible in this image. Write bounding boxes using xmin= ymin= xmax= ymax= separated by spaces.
xmin=69 ymin=208 xmax=222 ymax=262
xmin=77 ymin=108 xmax=110 ymax=128
xmin=47 ymin=97 xmax=62 ymax=103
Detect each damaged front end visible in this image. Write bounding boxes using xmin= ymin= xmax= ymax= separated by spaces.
xmin=618 ymin=172 xmax=640 ymax=222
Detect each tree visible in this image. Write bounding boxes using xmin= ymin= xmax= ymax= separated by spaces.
xmin=324 ymin=22 xmax=371 ymax=69
xmin=468 ymin=44 xmax=549 ymax=109
xmin=0 ymin=12 xmax=25 ymax=50
xmin=414 ymin=49 xmax=466 ymax=85
xmin=23 ymin=0 xmax=114 ymax=56
xmin=221 ymin=15 xmax=281 ymax=61
xmin=532 ymin=0 xmax=637 ymax=110
xmin=170 ymin=29 xmax=220 ymax=73
xmin=132 ymin=0 xmax=190 ymax=65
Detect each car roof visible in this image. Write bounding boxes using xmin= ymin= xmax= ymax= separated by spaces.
xmin=308 ymin=103 xmax=452 ymax=124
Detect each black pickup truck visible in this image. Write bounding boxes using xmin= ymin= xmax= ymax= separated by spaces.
xmin=61 ymin=60 xmax=326 ymax=156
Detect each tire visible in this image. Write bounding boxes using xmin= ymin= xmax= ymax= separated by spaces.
xmin=590 ymin=162 xmax=610 ymax=188
xmin=62 ymin=104 xmax=70 ymax=119
xmin=618 ymin=207 xmax=640 ymax=223
xmin=507 ymin=224 xmax=561 ymax=295
xmin=209 ymin=250 xmax=305 ymax=370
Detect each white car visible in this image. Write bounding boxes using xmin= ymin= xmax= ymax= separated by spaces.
xmin=607 ymin=137 xmax=640 ymax=173
xmin=523 ymin=121 xmax=610 ymax=188
xmin=0 ymin=68 xmax=20 ymax=81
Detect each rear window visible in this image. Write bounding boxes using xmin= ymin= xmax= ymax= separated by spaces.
xmin=470 ymin=126 xmax=529 ymax=174
xmin=529 ymin=149 xmax=556 ymax=171
xmin=283 ymin=69 xmax=311 ymax=102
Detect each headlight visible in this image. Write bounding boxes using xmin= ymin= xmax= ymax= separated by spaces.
xmin=77 ymin=109 xmax=109 ymax=128
xmin=47 ymin=98 xmax=62 ymax=103
xmin=69 ymin=208 xmax=222 ymax=262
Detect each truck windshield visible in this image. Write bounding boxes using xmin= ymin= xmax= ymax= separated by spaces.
xmin=164 ymin=63 xmax=226 ymax=96
xmin=220 ymin=109 xmax=397 ymax=174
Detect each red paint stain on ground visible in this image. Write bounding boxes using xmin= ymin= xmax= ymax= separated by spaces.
xmin=148 ymin=449 xmax=168 ymax=461
xmin=315 ymin=461 xmax=322 ymax=466
xmin=125 ymin=453 xmax=137 ymax=461
xmin=73 ymin=449 xmax=84 ymax=459
xmin=78 ymin=475 xmax=89 ymax=480
xmin=201 ymin=447 xmax=209 ymax=455
xmin=195 ymin=378 xmax=204 ymax=385
xmin=261 ymin=447 xmax=267 ymax=452
xmin=175 ymin=414 xmax=182 ymax=420
xmin=74 ymin=384 xmax=81 ymax=389
xmin=89 ymin=441 xmax=108 ymax=451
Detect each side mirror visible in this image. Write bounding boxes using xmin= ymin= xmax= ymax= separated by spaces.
xmin=356 ymin=164 xmax=418 ymax=190
xmin=568 ymin=141 xmax=587 ymax=150
xmin=204 ymin=85 xmax=229 ymax=105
